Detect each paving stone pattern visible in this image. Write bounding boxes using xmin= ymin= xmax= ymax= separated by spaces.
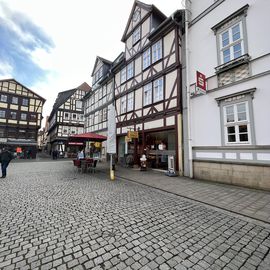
xmin=0 ymin=161 xmax=270 ymax=270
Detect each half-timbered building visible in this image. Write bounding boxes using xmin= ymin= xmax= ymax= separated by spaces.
xmin=83 ymin=56 xmax=114 ymax=160
xmin=47 ymin=82 xmax=91 ymax=157
xmin=114 ymin=1 xmax=184 ymax=172
xmin=0 ymin=78 xmax=45 ymax=158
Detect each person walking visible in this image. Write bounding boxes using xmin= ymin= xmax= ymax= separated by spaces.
xmin=0 ymin=147 xmax=14 ymax=178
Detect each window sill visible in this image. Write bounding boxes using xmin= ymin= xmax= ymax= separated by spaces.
xmin=215 ymin=54 xmax=250 ymax=74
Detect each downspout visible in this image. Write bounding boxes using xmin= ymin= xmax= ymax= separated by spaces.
xmin=185 ymin=0 xmax=193 ymax=178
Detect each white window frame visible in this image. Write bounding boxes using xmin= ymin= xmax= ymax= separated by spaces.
xmin=127 ymin=92 xmax=134 ymax=112
xmin=143 ymin=48 xmax=151 ymax=70
xmin=76 ymin=100 xmax=82 ymax=109
xmin=127 ymin=62 xmax=134 ymax=80
xmin=152 ymin=40 xmax=162 ymax=63
xmin=219 ymin=22 xmax=244 ymax=64
xmin=223 ymin=101 xmax=251 ymax=145
xmin=153 ymin=77 xmax=164 ymax=103
xmin=132 ymin=27 xmax=140 ymax=45
xmin=121 ymin=96 xmax=127 ymax=114
xmin=143 ymin=83 xmax=152 ymax=106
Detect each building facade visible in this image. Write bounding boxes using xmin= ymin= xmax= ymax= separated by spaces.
xmin=83 ymin=57 xmax=114 ymax=160
xmin=0 ymin=78 xmax=45 ymax=158
xmin=114 ymin=1 xmax=184 ymax=172
xmin=47 ymin=82 xmax=91 ymax=157
xmin=184 ymin=0 xmax=270 ymax=189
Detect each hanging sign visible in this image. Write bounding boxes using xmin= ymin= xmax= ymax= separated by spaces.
xmin=196 ymin=71 xmax=207 ymax=94
xmin=127 ymin=131 xmax=138 ymax=139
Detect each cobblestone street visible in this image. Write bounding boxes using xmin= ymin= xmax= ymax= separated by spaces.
xmin=0 ymin=160 xmax=270 ymax=270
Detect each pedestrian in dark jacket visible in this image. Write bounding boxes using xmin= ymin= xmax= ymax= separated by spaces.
xmin=0 ymin=147 xmax=14 ymax=178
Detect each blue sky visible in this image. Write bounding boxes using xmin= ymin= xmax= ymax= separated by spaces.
xmin=0 ymin=2 xmax=55 ymax=86
xmin=0 ymin=0 xmax=182 ymax=126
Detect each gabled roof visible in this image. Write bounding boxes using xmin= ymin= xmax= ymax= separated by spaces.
xmin=121 ymin=0 xmax=167 ymax=42
xmin=91 ymin=56 xmax=112 ymax=77
xmin=77 ymin=82 xmax=91 ymax=92
xmin=0 ymin=78 xmax=46 ymax=101
xmin=53 ymin=89 xmax=76 ymax=110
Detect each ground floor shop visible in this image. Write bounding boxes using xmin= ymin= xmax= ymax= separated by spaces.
xmin=117 ymin=128 xmax=178 ymax=171
xmin=0 ymin=138 xmax=38 ymax=159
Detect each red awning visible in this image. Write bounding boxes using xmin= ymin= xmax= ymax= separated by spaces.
xmin=68 ymin=132 xmax=107 ymax=142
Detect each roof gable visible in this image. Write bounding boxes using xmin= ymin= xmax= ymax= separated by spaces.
xmin=0 ymin=78 xmax=46 ymax=101
xmin=91 ymin=56 xmax=112 ymax=77
xmin=121 ymin=0 xmax=166 ymax=42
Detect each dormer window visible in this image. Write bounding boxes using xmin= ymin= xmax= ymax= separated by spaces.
xmin=132 ymin=27 xmax=140 ymax=45
xmin=93 ymin=67 xmax=103 ymax=85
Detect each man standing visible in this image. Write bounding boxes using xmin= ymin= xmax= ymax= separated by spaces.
xmin=0 ymin=147 xmax=14 ymax=178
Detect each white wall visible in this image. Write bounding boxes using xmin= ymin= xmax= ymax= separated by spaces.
xmin=189 ymin=0 xmax=270 ymax=147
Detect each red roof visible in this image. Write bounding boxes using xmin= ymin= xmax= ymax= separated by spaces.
xmin=69 ymin=132 xmax=107 ymax=142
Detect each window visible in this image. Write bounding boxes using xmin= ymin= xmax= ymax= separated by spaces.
xmin=0 ymin=95 xmax=7 ymax=102
xmin=152 ymin=40 xmax=162 ymax=63
xmin=12 ymin=97 xmax=18 ymax=104
xmin=102 ymin=108 xmax=107 ymax=121
xmin=153 ymin=78 xmax=164 ymax=103
xmin=223 ymin=102 xmax=250 ymax=144
xmin=121 ymin=96 xmax=127 ymax=114
xmin=127 ymin=62 xmax=134 ymax=80
xmin=30 ymin=114 xmax=37 ymax=121
xmin=10 ymin=111 xmax=17 ymax=120
xmin=143 ymin=83 xmax=152 ymax=106
xmin=21 ymin=113 xmax=27 ymax=120
xmin=76 ymin=100 xmax=82 ymax=109
xmin=0 ymin=110 xmax=5 ymax=118
xmin=72 ymin=113 xmax=77 ymax=120
xmin=143 ymin=48 xmax=151 ymax=70
xmin=219 ymin=22 xmax=244 ymax=64
xmin=22 ymin=98 xmax=29 ymax=106
xmin=64 ymin=112 xmax=69 ymax=120
xmin=127 ymin=92 xmax=134 ymax=112
xmin=217 ymin=89 xmax=255 ymax=146
xmin=121 ymin=67 xmax=126 ymax=83
xmin=132 ymin=27 xmax=140 ymax=45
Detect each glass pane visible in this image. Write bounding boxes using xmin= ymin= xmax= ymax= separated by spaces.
xmin=233 ymin=43 xmax=242 ymax=59
xmin=226 ymin=106 xmax=234 ymax=122
xmin=227 ymin=126 xmax=235 ymax=134
xmin=239 ymin=125 xmax=248 ymax=133
xmin=228 ymin=135 xmax=236 ymax=142
xmin=239 ymin=133 xmax=248 ymax=141
xmin=223 ymin=49 xmax=230 ymax=63
xmin=237 ymin=103 xmax=246 ymax=121
xmin=222 ymin=31 xmax=229 ymax=47
xmin=232 ymin=24 xmax=240 ymax=41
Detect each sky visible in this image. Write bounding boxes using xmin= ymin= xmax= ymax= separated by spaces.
xmin=0 ymin=0 xmax=183 ymax=127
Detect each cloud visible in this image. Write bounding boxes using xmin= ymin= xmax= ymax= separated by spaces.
xmin=0 ymin=2 xmax=54 ymax=86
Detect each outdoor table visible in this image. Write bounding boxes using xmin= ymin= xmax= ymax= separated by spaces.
xmin=80 ymin=158 xmax=94 ymax=173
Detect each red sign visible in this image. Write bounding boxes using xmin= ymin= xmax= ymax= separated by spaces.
xmin=68 ymin=142 xmax=84 ymax=145
xmin=196 ymin=71 xmax=206 ymax=92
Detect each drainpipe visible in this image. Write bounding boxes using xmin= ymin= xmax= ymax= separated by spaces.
xmin=185 ymin=0 xmax=193 ymax=178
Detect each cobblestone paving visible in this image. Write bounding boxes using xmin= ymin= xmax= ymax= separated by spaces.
xmin=0 ymin=161 xmax=270 ymax=270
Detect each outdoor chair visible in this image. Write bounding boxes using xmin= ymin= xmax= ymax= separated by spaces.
xmin=73 ymin=159 xmax=82 ymax=173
